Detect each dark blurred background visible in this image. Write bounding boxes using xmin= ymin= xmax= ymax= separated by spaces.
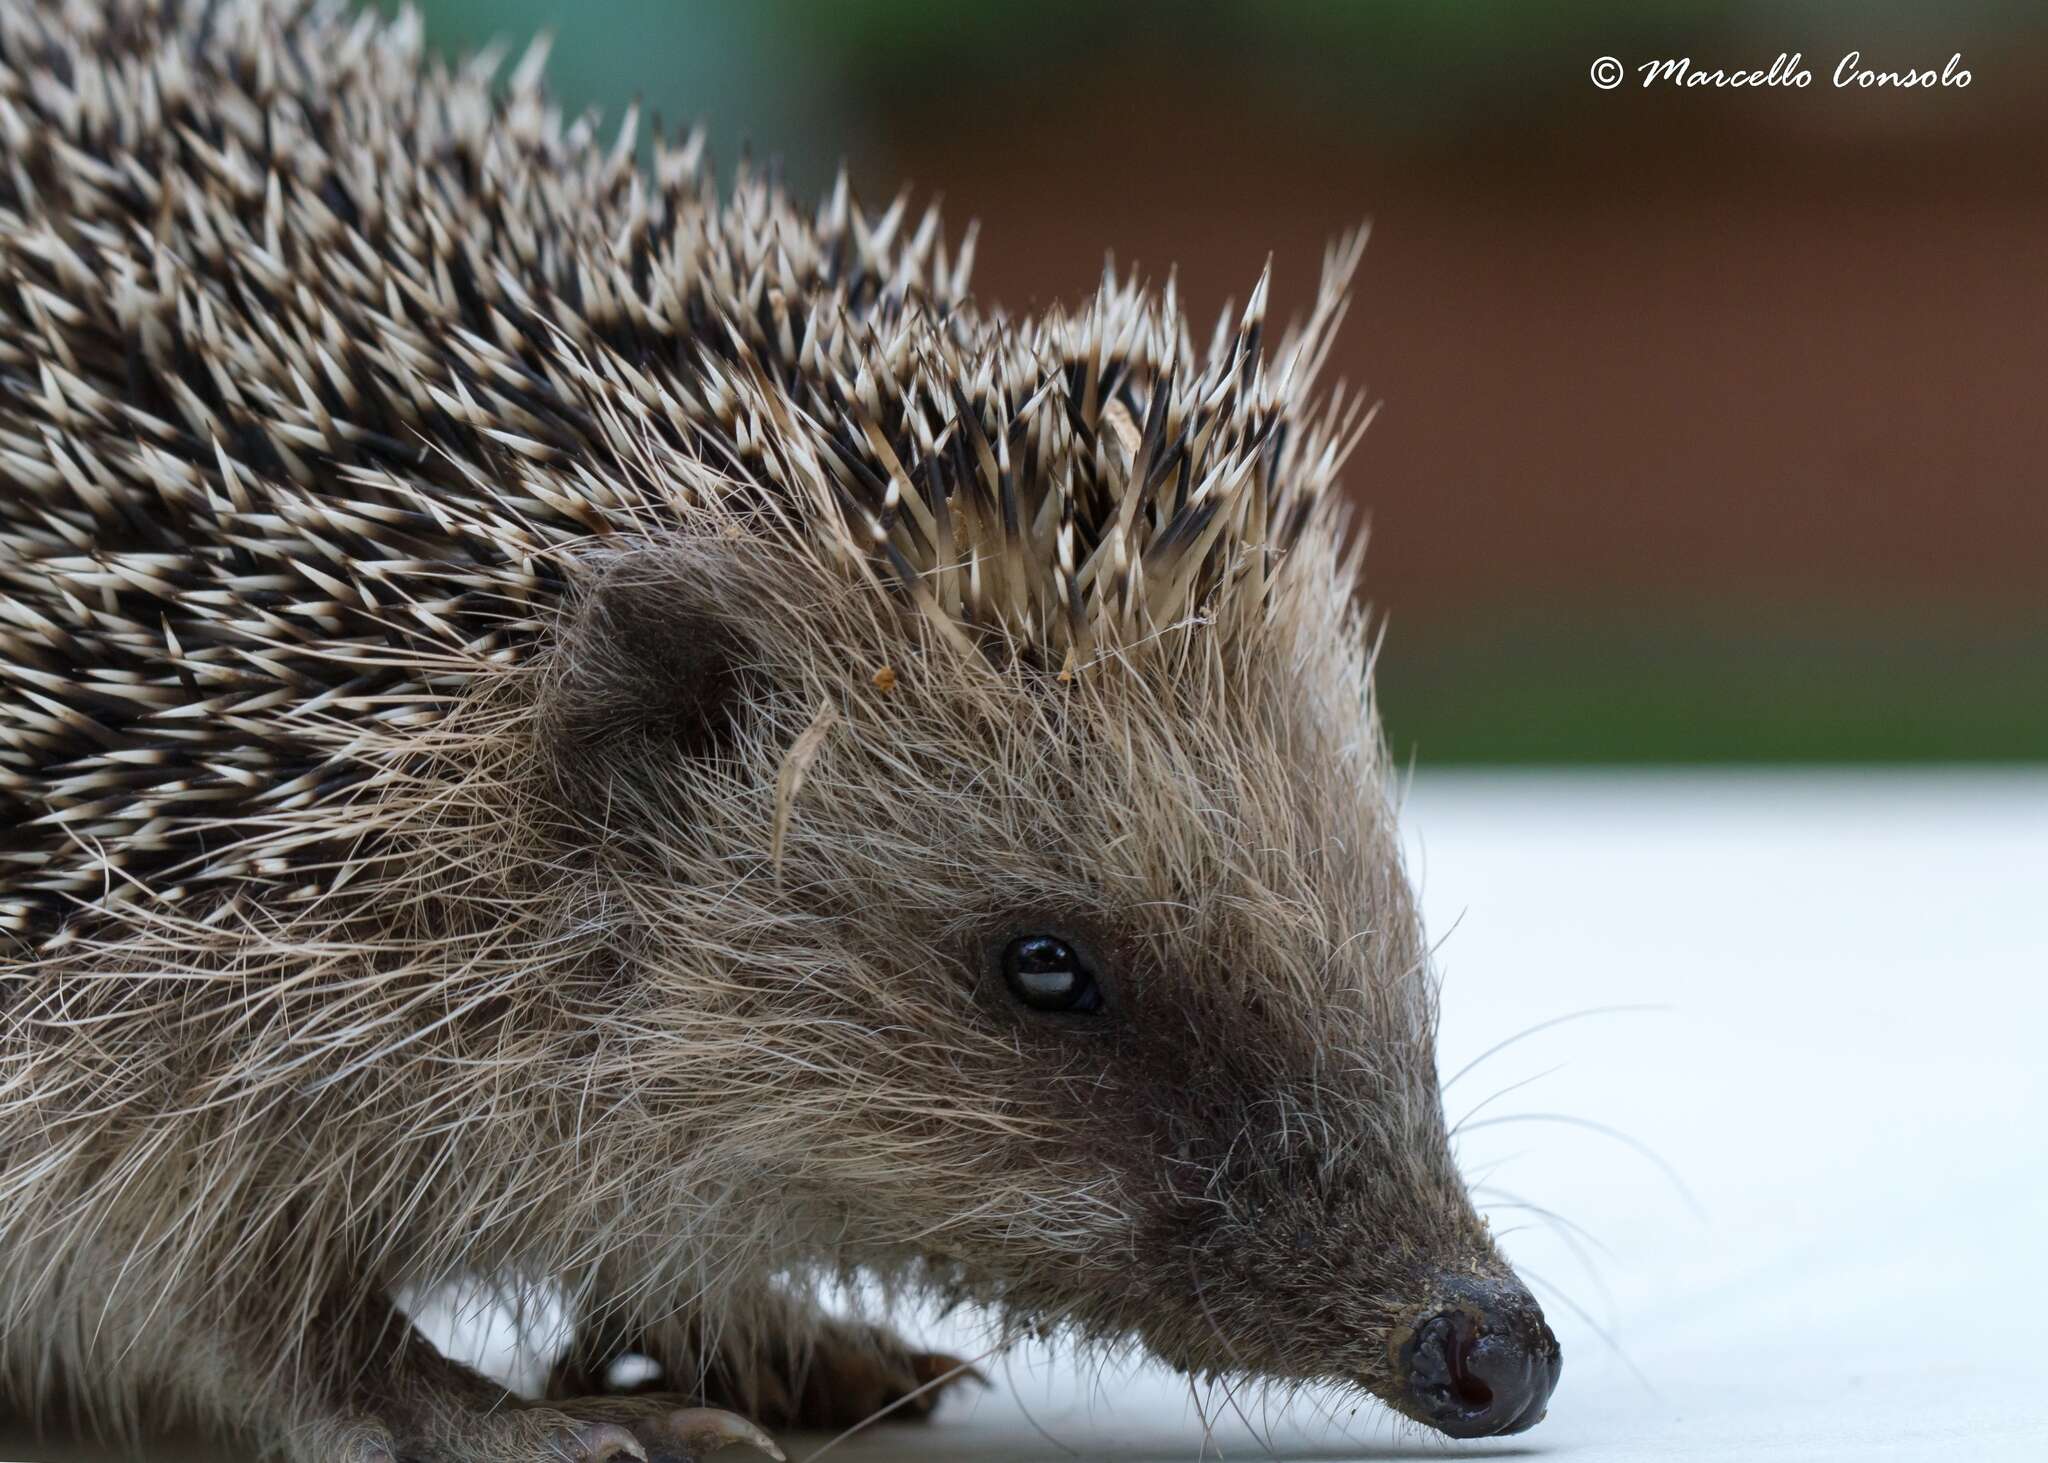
xmin=391 ymin=1 xmax=2047 ymax=763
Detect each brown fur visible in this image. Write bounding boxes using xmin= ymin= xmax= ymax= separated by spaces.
xmin=0 ymin=2 xmax=1523 ymax=1458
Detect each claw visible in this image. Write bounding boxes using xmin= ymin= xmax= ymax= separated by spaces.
xmin=564 ymin=1421 xmax=650 ymax=1463
xmin=663 ymin=1407 xmax=785 ymax=1460
xmin=909 ymin=1352 xmax=992 ymax=1393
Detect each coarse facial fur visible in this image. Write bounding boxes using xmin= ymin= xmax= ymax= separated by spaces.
xmin=0 ymin=1 xmax=1552 ymax=1457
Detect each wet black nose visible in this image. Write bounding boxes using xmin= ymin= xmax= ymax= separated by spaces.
xmin=1397 ymin=1275 xmax=1562 ymax=1438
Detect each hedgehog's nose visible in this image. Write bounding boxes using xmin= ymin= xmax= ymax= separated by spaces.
xmin=1395 ymin=1273 xmax=1561 ymax=1438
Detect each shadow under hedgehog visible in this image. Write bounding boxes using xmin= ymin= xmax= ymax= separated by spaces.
xmin=0 ymin=1 xmax=1559 ymax=1458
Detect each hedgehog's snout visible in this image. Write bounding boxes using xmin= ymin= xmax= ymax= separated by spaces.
xmin=1390 ymin=1271 xmax=1561 ymax=1438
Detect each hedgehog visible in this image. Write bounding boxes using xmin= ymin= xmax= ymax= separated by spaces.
xmin=0 ymin=2 xmax=1561 ymax=1460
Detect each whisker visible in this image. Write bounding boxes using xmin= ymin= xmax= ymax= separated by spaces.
xmin=1449 ymin=1063 xmax=1565 ymax=1137
xmin=1443 ymin=1004 xmax=1669 ymax=1091
xmin=998 ymin=1352 xmax=1083 ymax=1457
xmin=1474 ymin=1186 xmax=1619 ymax=1261
xmin=1462 ymin=1148 xmax=1532 ymax=1191
xmin=1186 ymin=1252 xmax=1280 ymax=1458
xmin=1476 ymin=1188 xmax=1619 ymax=1325
xmin=1520 ymin=1265 xmax=1660 ymax=1399
xmin=1188 ymin=1373 xmax=1221 ymax=1462
xmin=1456 ymin=1111 xmax=1704 ymax=1220
xmin=1213 ymin=1369 xmax=1280 ymax=1461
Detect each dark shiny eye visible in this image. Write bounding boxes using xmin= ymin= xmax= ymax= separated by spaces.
xmin=1002 ymin=935 xmax=1104 ymax=1014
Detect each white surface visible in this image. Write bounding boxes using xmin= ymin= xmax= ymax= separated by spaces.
xmin=9 ymin=771 xmax=2045 ymax=1461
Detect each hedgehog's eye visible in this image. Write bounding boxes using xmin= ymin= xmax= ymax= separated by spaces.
xmin=1002 ymin=936 xmax=1104 ymax=1014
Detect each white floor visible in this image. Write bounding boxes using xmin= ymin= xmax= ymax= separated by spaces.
xmin=10 ymin=771 xmax=2046 ymax=1462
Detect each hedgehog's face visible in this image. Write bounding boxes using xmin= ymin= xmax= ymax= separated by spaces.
xmin=547 ymin=539 xmax=1555 ymax=1438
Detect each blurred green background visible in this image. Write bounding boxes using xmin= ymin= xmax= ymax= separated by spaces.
xmin=389 ymin=1 xmax=2047 ymax=763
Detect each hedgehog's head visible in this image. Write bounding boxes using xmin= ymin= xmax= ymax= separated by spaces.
xmin=528 ymin=252 xmax=1554 ymax=1438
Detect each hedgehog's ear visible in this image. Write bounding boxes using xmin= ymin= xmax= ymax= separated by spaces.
xmin=542 ymin=556 xmax=762 ymax=781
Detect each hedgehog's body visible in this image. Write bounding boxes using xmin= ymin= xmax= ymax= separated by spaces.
xmin=1 ymin=3 xmax=1558 ymax=1459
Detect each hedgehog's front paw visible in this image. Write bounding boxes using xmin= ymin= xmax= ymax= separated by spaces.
xmin=712 ymin=1326 xmax=989 ymax=1432
xmin=553 ymin=1310 xmax=987 ymax=1435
